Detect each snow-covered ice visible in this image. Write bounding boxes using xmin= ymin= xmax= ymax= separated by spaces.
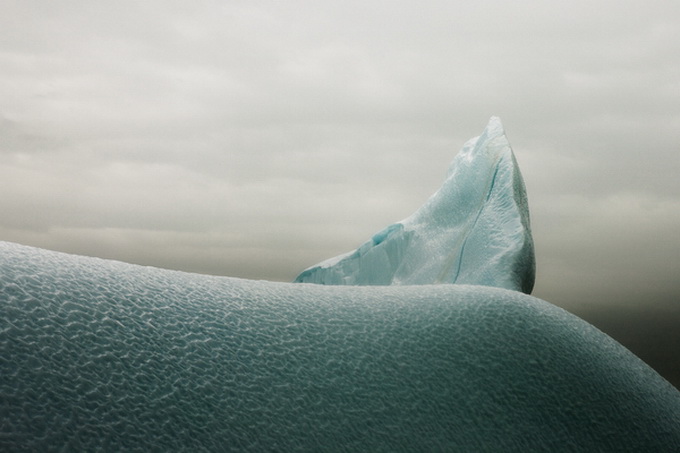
xmin=295 ymin=117 xmax=535 ymax=293
xmin=1 ymin=241 xmax=679 ymax=451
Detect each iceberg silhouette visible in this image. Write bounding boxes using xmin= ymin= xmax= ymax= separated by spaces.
xmin=295 ymin=117 xmax=535 ymax=293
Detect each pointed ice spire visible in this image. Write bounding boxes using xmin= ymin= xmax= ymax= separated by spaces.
xmin=295 ymin=117 xmax=536 ymax=293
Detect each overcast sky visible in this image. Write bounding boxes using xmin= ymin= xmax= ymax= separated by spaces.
xmin=2 ymin=0 xmax=679 ymax=312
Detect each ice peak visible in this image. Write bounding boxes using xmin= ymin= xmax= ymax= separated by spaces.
xmin=295 ymin=117 xmax=536 ymax=293
xmin=487 ymin=115 xmax=503 ymax=129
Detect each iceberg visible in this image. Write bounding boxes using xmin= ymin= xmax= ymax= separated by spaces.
xmin=1 ymin=241 xmax=679 ymax=451
xmin=294 ymin=117 xmax=536 ymax=293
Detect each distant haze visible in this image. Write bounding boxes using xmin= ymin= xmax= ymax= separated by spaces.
xmin=2 ymin=2 xmax=679 ymax=317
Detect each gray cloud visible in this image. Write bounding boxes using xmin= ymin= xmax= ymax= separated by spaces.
xmin=1 ymin=1 xmax=679 ymax=317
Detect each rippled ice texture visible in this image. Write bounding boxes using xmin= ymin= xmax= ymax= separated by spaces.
xmin=295 ymin=117 xmax=535 ymax=293
xmin=1 ymin=241 xmax=679 ymax=451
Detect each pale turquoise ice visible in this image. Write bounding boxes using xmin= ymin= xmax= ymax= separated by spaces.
xmin=1 ymin=241 xmax=679 ymax=451
xmin=295 ymin=117 xmax=535 ymax=293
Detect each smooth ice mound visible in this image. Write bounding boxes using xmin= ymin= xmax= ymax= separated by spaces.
xmin=2 ymin=241 xmax=679 ymax=451
xmin=295 ymin=117 xmax=536 ymax=293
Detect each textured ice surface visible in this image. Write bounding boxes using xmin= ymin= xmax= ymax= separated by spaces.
xmin=295 ymin=117 xmax=536 ymax=293
xmin=1 ymin=241 xmax=679 ymax=451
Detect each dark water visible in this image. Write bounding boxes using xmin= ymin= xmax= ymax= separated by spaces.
xmin=2 ymin=242 xmax=680 ymax=451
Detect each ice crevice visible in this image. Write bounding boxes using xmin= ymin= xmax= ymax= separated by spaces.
xmin=447 ymin=155 xmax=503 ymax=285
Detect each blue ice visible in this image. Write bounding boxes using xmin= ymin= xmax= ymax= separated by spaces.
xmin=2 ymin=118 xmax=679 ymax=451
xmin=1 ymin=241 xmax=679 ymax=450
xmin=294 ymin=117 xmax=535 ymax=293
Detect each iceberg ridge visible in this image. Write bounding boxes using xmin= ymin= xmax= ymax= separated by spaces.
xmin=1 ymin=241 xmax=679 ymax=451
